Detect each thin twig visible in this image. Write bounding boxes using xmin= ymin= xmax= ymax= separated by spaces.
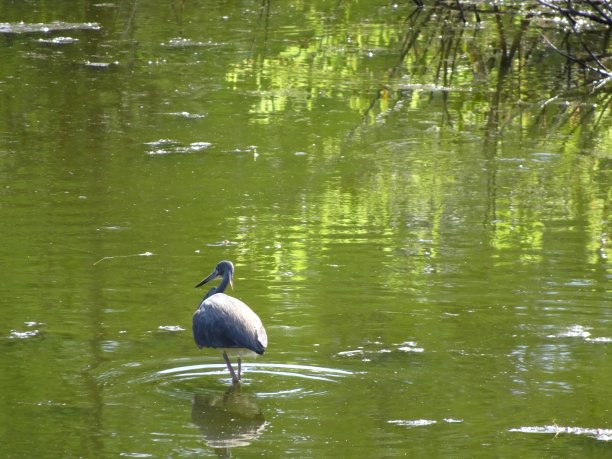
xmin=93 ymin=252 xmax=154 ymax=266
xmin=541 ymin=34 xmax=612 ymax=77
xmin=456 ymin=0 xmax=467 ymax=23
xmin=564 ymin=5 xmax=611 ymax=73
xmin=537 ymin=0 xmax=612 ymax=25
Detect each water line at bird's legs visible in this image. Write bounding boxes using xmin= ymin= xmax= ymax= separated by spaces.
xmin=222 ymin=350 xmax=239 ymax=384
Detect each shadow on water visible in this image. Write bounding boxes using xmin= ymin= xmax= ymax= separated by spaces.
xmin=191 ymin=385 xmax=266 ymax=456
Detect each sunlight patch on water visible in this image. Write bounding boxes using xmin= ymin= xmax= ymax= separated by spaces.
xmin=161 ymin=38 xmax=221 ymax=48
xmin=158 ymin=325 xmax=185 ymax=332
xmin=337 ymin=349 xmax=365 ymax=357
xmin=37 ymin=37 xmax=79 ymax=45
xmin=99 ymin=225 xmax=129 ymax=231
xmin=160 ymin=111 xmax=207 ymax=119
xmin=388 ymin=418 xmax=464 ymax=428
xmin=83 ymin=61 xmax=114 ymax=68
xmin=547 ymin=324 xmax=591 ymax=338
xmin=337 ymin=340 xmax=424 ymax=360
xmin=0 ymin=21 xmax=100 ymax=34
xmin=546 ymin=325 xmax=611 ymax=343
xmin=586 ymin=336 xmax=612 ymax=343
xmin=509 ymin=425 xmax=612 ymax=442
xmin=144 ymin=139 xmax=212 ymax=155
xmin=8 ymin=321 xmax=43 ymax=339
xmin=388 ymin=419 xmax=437 ymax=427
xmin=203 ymin=240 xmax=238 ymax=247
xmin=102 ymin=340 xmax=120 ymax=352
xmin=396 ymin=341 xmax=425 ymax=353
xmin=9 ymin=329 xmax=40 ymax=339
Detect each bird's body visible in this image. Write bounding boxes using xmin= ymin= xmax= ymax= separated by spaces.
xmin=192 ymin=261 xmax=267 ymax=384
xmin=193 ymin=292 xmax=267 ymax=354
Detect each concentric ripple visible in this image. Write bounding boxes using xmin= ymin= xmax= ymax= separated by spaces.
xmin=158 ymin=362 xmax=353 ymax=382
xmin=99 ymin=360 xmax=356 ymax=402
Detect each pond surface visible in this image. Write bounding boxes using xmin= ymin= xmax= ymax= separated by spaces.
xmin=1 ymin=1 xmax=611 ymax=457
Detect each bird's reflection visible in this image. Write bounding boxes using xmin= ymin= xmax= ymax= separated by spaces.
xmin=191 ymin=385 xmax=266 ymax=456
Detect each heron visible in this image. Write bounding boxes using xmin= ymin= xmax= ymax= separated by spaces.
xmin=193 ymin=260 xmax=267 ymax=384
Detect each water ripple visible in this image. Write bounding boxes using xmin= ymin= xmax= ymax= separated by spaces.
xmin=158 ymin=363 xmax=352 ymax=384
xmin=97 ymin=360 xmax=354 ymax=402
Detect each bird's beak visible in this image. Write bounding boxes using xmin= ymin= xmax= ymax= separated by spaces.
xmin=195 ymin=268 xmax=218 ymax=288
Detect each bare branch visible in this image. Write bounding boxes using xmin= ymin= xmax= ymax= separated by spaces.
xmin=540 ymin=34 xmax=612 ymax=77
xmin=537 ymin=0 xmax=612 ymax=26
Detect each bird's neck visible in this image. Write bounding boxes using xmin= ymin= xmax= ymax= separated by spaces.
xmin=204 ymin=287 xmax=217 ymax=299
xmin=217 ymin=275 xmax=231 ymax=294
xmin=203 ymin=274 xmax=230 ymax=300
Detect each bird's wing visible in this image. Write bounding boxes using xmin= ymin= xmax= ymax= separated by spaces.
xmin=193 ymin=293 xmax=266 ymax=354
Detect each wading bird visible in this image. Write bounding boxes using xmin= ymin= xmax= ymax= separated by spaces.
xmin=193 ymin=260 xmax=267 ymax=384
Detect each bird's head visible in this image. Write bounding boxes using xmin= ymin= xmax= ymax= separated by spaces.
xmin=195 ymin=260 xmax=235 ymax=290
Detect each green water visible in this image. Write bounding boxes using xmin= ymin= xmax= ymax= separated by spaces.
xmin=1 ymin=1 xmax=610 ymax=457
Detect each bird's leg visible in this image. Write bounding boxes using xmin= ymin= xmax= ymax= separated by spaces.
xmin=222 ymin=351 xmax=239 ymax=384
xmin=238 ymin=357 xmax=242 ymax=380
